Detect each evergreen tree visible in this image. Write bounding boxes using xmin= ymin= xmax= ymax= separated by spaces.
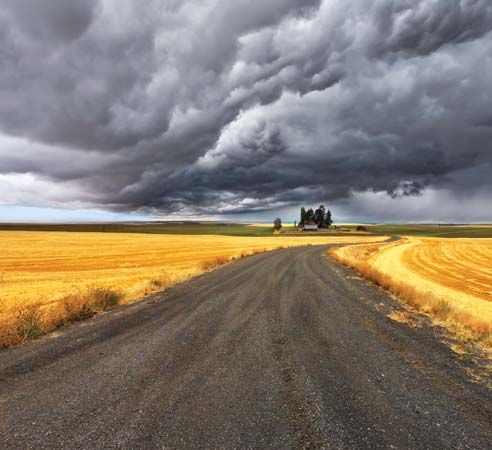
xmin=324 ymin=209 xmax=333 ymax=227
xmin=273 ymin=217 xmax=282 ymax=231
xmin=300 ymin=207 xmax=306 ymax=226
xmin=306 ymin=208 xmax=315 ymax=222
xmin=315 ymin=205 xmax=326 ymax=228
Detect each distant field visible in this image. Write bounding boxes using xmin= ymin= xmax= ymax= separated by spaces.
xmin=331 ymin=238 xmax=492 ymax=354
xmin=1 ymin=222 xmax=491 ymax=238
xmin=0 ymin=222 xmax=276 ymax=236
xmin=367 ymin=224 xmax=492 ymax=238
xmin=0 ymin=222 xmax=337 ymax=237
xmin=0 ymin=231 xmax=388 ymax=347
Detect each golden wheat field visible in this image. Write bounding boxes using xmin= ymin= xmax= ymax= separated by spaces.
xmin=372 ymin=238 xmax=492 ymax=307
xmin=0 ymin=231 xmax=387 ymax=347
xmin=331 ymin=238 xmax=492 ymax=352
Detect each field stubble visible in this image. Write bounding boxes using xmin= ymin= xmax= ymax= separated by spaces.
xmin=330 ymin=238 xmax=492 ymax=356
xmin=0 ymin=231 xmax=387 ymax=347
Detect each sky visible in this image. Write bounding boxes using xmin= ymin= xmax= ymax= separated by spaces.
xmin=1 ymin=0 xmax=491 ymax=224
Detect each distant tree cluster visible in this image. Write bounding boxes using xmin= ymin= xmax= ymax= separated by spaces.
xmin=299 ymin=205 xmax=333 ymax=228
xmin=273 ymin=217 xmax=282 ymax=231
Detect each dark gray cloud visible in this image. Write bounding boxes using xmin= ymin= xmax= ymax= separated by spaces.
xmin=3 ymin=0 xmax=99 ymax=42
xmin=1 ymin=0 xmax=492 ymax=221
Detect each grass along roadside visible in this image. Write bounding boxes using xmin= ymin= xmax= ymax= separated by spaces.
xmin=329 ymin=240 xmax=492 ymax=358
xmin=0 ymin=247 xmax=269 ymax=348
xmin=0 ymin=287 xmax=124 ymax=347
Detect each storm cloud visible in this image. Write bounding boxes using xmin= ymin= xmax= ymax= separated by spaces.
xmin=1 ymin=0 xmax=492 ymax=221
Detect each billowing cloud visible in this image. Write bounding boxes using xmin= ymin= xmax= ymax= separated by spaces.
xmin=3 ymin=0 xmax=99 ymax=42
xmin=1 ymin=0 xmax=491 ymax=221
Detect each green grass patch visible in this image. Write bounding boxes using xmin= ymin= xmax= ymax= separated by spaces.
xmin=0 ymin=222 xmax=275 ymax=237
xmin=366 ymin=224 xmax=492 ymax=238
xmin=3 ymin=221 xmax=489 ymax=238
xmin=0 ymin=222 xmax=373 ymax=238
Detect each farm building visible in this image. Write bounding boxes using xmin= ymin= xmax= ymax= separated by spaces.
xmin=302 ymin=220 xmax=318 ymax=231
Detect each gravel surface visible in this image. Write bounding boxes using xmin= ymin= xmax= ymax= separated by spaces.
xmin=1 ymin=245 xmax=491 ymax=449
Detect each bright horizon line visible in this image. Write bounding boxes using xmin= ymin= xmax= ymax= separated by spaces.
xmin=0 ymin=205 xmax=491 ymax=226
xmin=1 ymin=219 xmax=490 ymax=226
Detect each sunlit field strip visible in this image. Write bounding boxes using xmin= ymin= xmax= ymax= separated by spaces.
xmin=330 ymin=238 xmax=492 ymax=354
xmin=0 ymin=231 xmax=388 ymax=347
xmin=372 ymin=238 xmax=492 ymax=309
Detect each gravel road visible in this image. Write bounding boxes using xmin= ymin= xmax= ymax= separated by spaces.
xmin=1 ymin=245 xmax=491 ymax=449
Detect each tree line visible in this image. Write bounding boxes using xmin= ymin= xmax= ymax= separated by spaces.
xmin=300 ymin=205 xmax=332 ymax=228
xmin=273 ymin=204 xmax=333 ymax=231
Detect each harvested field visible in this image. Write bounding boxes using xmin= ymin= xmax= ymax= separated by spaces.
xmin=0 ymin=231 xmax=387 ymax=347
xmin=373 ymin=238 xmax=492 ymax=305
xmin=331 ymin=238 xmax=492 ymax=353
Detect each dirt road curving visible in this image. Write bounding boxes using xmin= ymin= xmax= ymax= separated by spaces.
xmin=1 ymin=245 xmax=491 ymax=449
